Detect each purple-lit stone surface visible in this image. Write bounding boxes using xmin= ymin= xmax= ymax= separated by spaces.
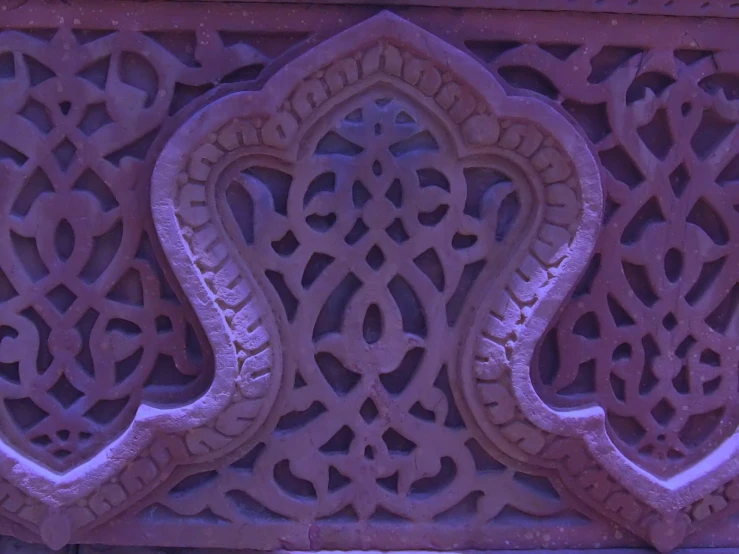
xmin=0 ymin=1 xmax=739 ymax=552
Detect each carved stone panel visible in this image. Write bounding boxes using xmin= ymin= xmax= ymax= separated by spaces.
xmin=3 ymin=2 xmax=739 ymax=552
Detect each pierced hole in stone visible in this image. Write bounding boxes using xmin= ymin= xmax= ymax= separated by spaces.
xmin=621 ymin=197 xmax=665 ymax=244
xmin=686 ymin=257 xmax=727 ymax=305
xmin=53 ymin=138 xmax=77 ymax=171
xmin=651 ymin=399 xmax=675 ymax=426
xmin=692 ymin=109 xmax=736 ymax=159
xmin=73 ymin=169 xmax=118 ymax=211
xmin=31 ymin=435 xmax=52 ymax=447
xmin=613 ymin=342 xmax=632 ymax=361
xmin=306 ymin=213 xmax=337 ymax=232
xmin=625 ymin=72 xmax=675 ymax=104
xmin=588 ymin=46 xmax=642 ymax=84
xmin=84 ymin=397 xmax=130 ymax=425
xmin=21 ymin=308 xmax=52 ymax=372
xmin=372 ymin=161 xmax=382 ymax=176
xmin=673 ymin=366 xmax=690 ymax=394
xmin=272 ymin=231 xmax=299 ymax=256
xmin=364 ymin=446 xmax=375 ymax=459
xmin=388 ymin=276 xmax=427 ymax=337
xmin=599 ymin=145 xmax=644 ymax=189
xmin=537 ymin=329 xmax=559 ymax=386
xmin=54 ymin=219 xmax=75 ymax=262
xmin=663 ymin=313 xmax=678 ymax=330
xmin=244 ymin=167 xmax=291 ymax=216
xmin=385 ymin=179 xmax=402 ymax=208
xmin=499 ymin=66 xmax=558 ymax=98
xmin=79 ymin=102 xmax=113 ymax=136
xmin=496 ymin=192 xmax=521 ymax=242
xmin=380 ymin=347 xmax=424 ymax=395
xmin=302 ymin=253 xmax=334 ymax=289
xmin=417 ymin=168 xmax=450 ymax=191
xmin=637 ymin=108 xmax=672 ymax=160
xmin=304 ymin=172 xmax=336 ymax=207
xmin=115 ymin=347 xmax=144 ymax=383
xmin=703 ymin=376 xmax=722 ymax=395
xmin=320 ymin=425 xmax=354 ymax=454
xmin=452 ymin=233 xmax=477 ymax=249
xmin=639 ymin=335 xmax=660 ymax=395
xmin=386 ymin=219 xmax=409 ymax=244
xmin=706 ymin=283 xmax=739 ymax=334
xmin=366 ymin=245 xmax=385 ymax=270
xmin=681 ymin=102 xmax=692 ymax=116
xmin=363 ymin=304 xmax=383 ymax=344
xmin=687 ymin=197 xmax=729 ymax=245
xmin=604 ymin=195 xmax=621 ymax=224
xmin=382 ymin=428 xmax=416 ymax=454
xmin=345 ymin=219 xmax=369 ymax=245
xmin=670 ymin=164 xmax=690 ymax=198
xmin=12 ymin=168 xmax=53 ymax=216
xmin=675 ymin=335 xmax=697 ymax=359
xmin=664 ymin=248 xmax=683 ymax=282
xmin=360 ymin=399 xmax=379 ymax=423
xmin=700 ymin=348 xmax=721 ymax=366
xmin=374 ymin=123 xmax=382 ymax=136
xmin=463 ymin=167 xmax=511 ymax=219
xmin=352 ymin=181 xmax=371 ymax=208
xmin=410 ymin=401 xmax=435 ymax=422
xmin=265 ymin=270 xmax=298 ymax=321
xmin=409 ymin=456 xmax=457 ymax=496
xmin=5 ymin=398 xmax=48 ymax=431
xmin=156 ymin=315 xmax=173 ymax=333
xmin=0 ymin=141 xmax=28 ymax=166
xmin=19 ymin=98 xmax=52 ymax=133
xmin=607 ymin=412 xmax=647 ymax=446
xmin=226 ymin=182 xmax=254 ymax=245
xmin=557 ymin=359 xmax=595 ymax=396
xmin=680 ymin=408 xmax=724 ymax=448
xmin=313 ymin=273 xmax=361 ymax=341
xmin=274 ymin=460 xmax=317 ymax=499
xmin=562 ymin=100 xmax=611 ymax=143
xmin=388 ymin=131 xmax=438 ymax=156
xmin=47 ymin=284 xmax=77 ymax=313
xmin=56 ymin=430 xmax=70 ymax=441
xmin=418 ymin=204 xmax=449 ymax=226
xmin=623 ymin=261 xmax=658 ymax=307
xmin=276 ymin=401 xmax=327 ymax=432
xmin=446 ymin=261 xmax=486 ymax=327
xmin=610 ymin=374 xmax=626 ymax=401
xmin=573 ymin=254 xmax=601 ymax=298
xmin=414 ymin=249 xmax=444 ymax=291
xmin=119 ymin=51 xmax=158 ymax=108
xmin=328 ymin=467 xmax=351 ymax=491
xmin=573 ymin=312 xmax=600 ymax=339
xmin=59 ymin=101 xmax=72 ymax=115
xmin=316 ymin=134 xmax=363 ymax=156
xmin=377 ymin=473 xmax=399 ymax=493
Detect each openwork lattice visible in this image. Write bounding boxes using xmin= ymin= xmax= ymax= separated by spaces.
xmin=1 ymin=3 xmax=739 ymax=552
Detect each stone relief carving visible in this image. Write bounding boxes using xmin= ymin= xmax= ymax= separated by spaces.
xmin=1 ymin=4 xmax=739 ymax=552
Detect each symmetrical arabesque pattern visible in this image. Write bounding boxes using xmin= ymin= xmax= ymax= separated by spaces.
xmin=2 ymin=3 xmax=739 ymax=552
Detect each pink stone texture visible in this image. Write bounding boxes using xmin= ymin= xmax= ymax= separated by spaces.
xmin=1 ymin=1 xmax=739 ymax=552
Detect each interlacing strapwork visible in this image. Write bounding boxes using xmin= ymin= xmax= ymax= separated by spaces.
xmin=0 ymin=27 xmax=286 ymax=471
xmin=477 ymin=44 xmax=739 ymax=478
xmin=156 ymin=86 xmax=570 ymax=525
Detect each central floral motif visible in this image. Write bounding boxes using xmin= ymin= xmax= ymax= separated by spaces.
xmin=212 ymin=91 xmax=531 ymax=514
